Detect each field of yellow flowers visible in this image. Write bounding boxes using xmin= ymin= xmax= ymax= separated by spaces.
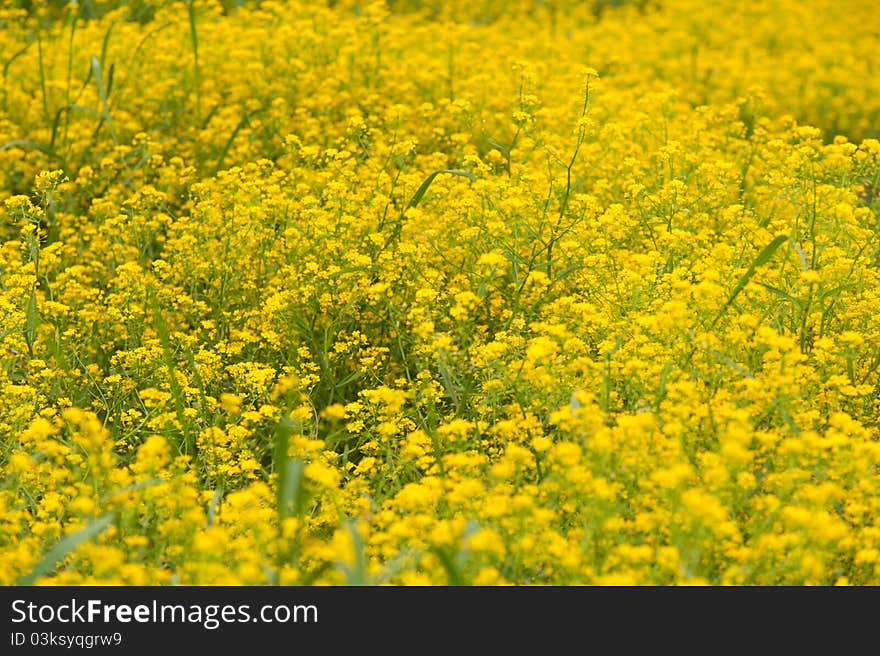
xmin=1 ymin=0 xmax=879 ymax=585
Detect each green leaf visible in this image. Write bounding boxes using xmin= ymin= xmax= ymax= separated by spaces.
xmin=206 ymin=488 xmax=223 ymax=527
xmin=90 ymin=56 xmax=117 ymax=143
xmin=98 ymin=20 xmax=116 ymax=81
xmin=430 ymin=546 xmax=464 ymax=586
xmin=19 ymin=514 xmax=115 ymax=585
xmin=211 ymin=108 xmax=260 ymax=175
xmin=337 ymin=520 xmax=367 ymax=585
xmin=274 ymin=416 xmax=306 ymax=518
xmin=146 ymin=287 xmax=191 ymax=454
xmin=407 ymin=169 xmax=476 ymax=209
xmin=24 ymin=290 xmax=40 ymax=356
xmin=3 ymin=42 xmax=32 ymax=80
xmin=712 ymin=234 xmax=788 ymax=326
xmin=756 ymin=281 xmax=801 ymax=305
xmin=0 ymin=139 xmax=64 ymax=165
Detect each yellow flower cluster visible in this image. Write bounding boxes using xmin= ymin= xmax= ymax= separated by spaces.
xmin=1 ymin=0 xmax=879 ymax=585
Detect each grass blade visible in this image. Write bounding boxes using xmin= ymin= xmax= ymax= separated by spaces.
xmin=37 ymin=32 xmax=49 ymax=123
xmin=19 ymin=514 xmax=115 ymax=585
xmin=711 ymin=234 xmax=788 ymax=327
xmin=3 ymin=42 xmax=31 ymax=81
xmin=431 ymin=545 xmax=465 ymax=585
xmin=90 ymin=56 xmax=117 ymax=143
xmin=211 ymin=108 xmax=256 ymax=175
xmin=274 ymin=415 xmax=306 ymax=518
xmin=188 ymin=0 xmax=201 ymax=122
xmin=98 ymin=20 xmax=116 ymax=83
xmin=338 ymin=520 xmax=367 ymax=585
xmin=206 ymin=487 xmax=223 ymax=527
xmin=146 ymin=287 xmax=192 ymax=454
xmin=407 ymin=169 xmax=476 ymax=208
xmin=23 ymin=289 xmax=40 ymax=356
xmin=0 ymin=139 xmax=64 ymax=165
xmin=756 ymin=281 xmax=801 ymax=305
